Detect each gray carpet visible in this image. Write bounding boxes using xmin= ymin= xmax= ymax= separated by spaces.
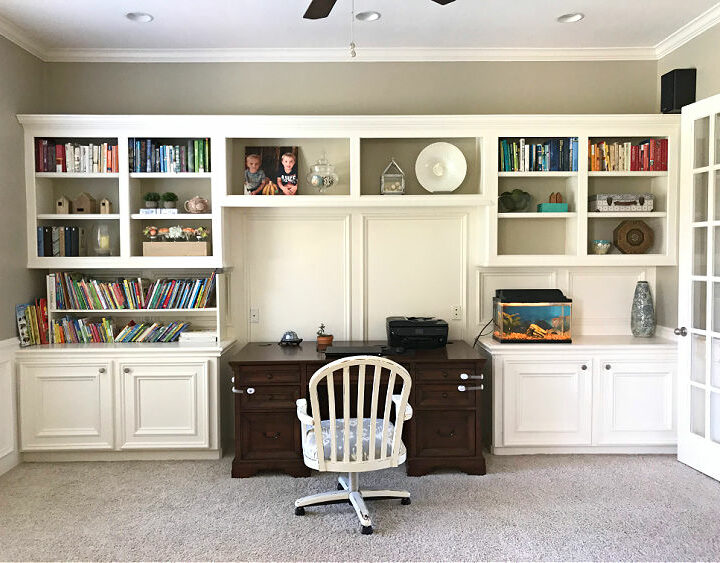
xmin=0 ymin=454 xmax=719 ymax=561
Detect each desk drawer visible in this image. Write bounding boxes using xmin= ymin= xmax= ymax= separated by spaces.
xmin=238 ymin=385 xmax=300 ymax=410
xmin=415 ymin=411 xmax=475 ymax=457
xmin=240 ymin=413 xmax=299 ymax=460
xmin=415 ymin=384 xmax=475 ymax=408
xmin=236 ymin=364 xmax=301 ymax=385
xmin=415 ymin=363 xmax=476 ymax=383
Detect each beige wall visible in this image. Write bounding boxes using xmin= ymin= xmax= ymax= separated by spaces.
xmin=0 ymin=36 xmax=45 ymax=340
xmin=659 ymin=24 xmax=720 ymax=102
xmin=43 ymin=60 xmax=659 ymax=114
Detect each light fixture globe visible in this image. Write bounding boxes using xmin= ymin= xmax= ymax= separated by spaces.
xmin=415 ymin=142 xmax=467 ymax=193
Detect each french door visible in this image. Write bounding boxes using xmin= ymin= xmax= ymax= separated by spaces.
xmin=678 ymin=93 xmax=720 ymax=481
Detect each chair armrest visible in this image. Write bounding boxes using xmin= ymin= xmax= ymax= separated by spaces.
xmin=391 ymin=395 xmax=413 ymax=421
xmin=296 ymin=398 xmax=314 ymax=426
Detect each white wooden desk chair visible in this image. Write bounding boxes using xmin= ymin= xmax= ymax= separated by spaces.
xmin=294 ymin=355 xmax=413 ymax=535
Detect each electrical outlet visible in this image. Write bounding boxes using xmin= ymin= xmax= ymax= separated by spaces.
xmin=450 ymin=305 xmax=462 ymax=320
xmin=249 ymin=308 xmax=260 ymax=324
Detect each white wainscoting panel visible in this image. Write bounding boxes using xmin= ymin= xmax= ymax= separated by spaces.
xmin=244 ymin=212 xmax=351 ymax=341
xmin=0 ymin=339 xmax=18 ymax=475
xmin=364 ymin=213 xmax=467 ymax=340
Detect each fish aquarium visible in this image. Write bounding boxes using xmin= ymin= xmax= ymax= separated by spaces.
xmin=493 ymin=289 xmax=572 ymax=343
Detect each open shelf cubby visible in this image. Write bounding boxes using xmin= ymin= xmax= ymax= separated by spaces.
xmin=227 ymin=137 xmax=350 ymax=196
xmin=498 ymin=174 xmax=578 ymax=213
xmin=360 ymin=137 xmax=482 ymax=196
xmin=498 ymin=216 xmax=577 ymax=256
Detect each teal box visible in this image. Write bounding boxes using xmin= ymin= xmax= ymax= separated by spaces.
xmin=537 ymin=203 xmax=569 ymax=212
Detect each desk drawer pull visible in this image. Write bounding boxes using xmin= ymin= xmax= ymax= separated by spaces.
xmin=264 ymin=431 xmax=281 ymax=440
xmin=232 ymin=386 xmax=256 ymax=395
xmin=437 ymin=429 xmax=456 ymax=438
xmin=460 ymin=373 xmax=483 ymax=380
xmin=458 ymin=384 xmax=483 ymax=392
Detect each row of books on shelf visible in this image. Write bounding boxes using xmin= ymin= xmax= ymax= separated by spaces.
xmin=49 ymin=272 xmax=216 ymax=310
xmin=51 ymin=317 xmax=191 ymax=344
xmin=499 ymin=138 xmax=579 ymax=172
xmin=129 ymin=138 xmax=210 ymax=173
xmin=16 ymin=300 xmax=49 ymax=346
xmin=37 ymin=226 xmax=87 ymax=257
xmin=589 ymin=139 xmax=668 ymax=172
xmin=35 ymin=140 xmax=119 ymax=173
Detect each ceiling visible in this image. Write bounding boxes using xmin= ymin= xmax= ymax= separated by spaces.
xmin=0 ymin=0 xmax=719 ymax=62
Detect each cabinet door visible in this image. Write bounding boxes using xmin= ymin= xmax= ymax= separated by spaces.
xmin=503 ymin=358 xmax=592 ymax=446
xmin=119 ymin=361 xmax=209 ymax=449
xmin=18 ymin=361 xmax=113 ymax=450
xmin=596 ymin=359 xmax=675 ymax=445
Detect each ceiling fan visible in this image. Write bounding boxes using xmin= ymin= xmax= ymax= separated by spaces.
xmin=303 ymin=0 xmax=456 ymax=20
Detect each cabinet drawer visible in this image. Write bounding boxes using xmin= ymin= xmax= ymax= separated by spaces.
xmin=415 ymin=384 xmax=475 ymax=408
xmin=236 ymin=364 xmax=301 ymax=385
xmin=415 ymin=411 xmax=476 ymax=457
xmin=237 ymin=385 xmax=300 ymax=410
xmin=415 ymin=363 xmax=476 ymax=383
xmin=240 ymin=413 xmax=299 ymax=460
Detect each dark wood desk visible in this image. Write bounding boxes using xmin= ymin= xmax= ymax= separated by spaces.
xmin=228 ymin=341 xmax=488 ymax=478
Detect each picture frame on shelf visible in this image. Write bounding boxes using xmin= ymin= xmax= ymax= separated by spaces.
xmin=245 ymin=146 xmax=299 ymax=195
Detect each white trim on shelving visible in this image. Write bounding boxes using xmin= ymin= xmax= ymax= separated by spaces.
xmin=130 ymin=213 xmax=213 ymax=220
xmin=37 ymin=214 xmax=120 ymax=220
xmin=498 ymin=212 xmax=577 ymax=219
xmin=36 ymin=172 xmax=119 ymax=178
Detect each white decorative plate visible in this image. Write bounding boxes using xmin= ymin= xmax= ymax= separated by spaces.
xmin=414 ymin=142 xmax=467 ymax=193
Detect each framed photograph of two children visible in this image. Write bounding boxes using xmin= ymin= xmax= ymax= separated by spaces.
xmin=244 ymin=146 xmax=299 ymax=196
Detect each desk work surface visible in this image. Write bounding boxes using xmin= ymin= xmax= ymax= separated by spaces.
xmin=228 ymin=340 xmax=484 ymax=364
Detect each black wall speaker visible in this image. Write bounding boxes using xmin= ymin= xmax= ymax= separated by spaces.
xmin=661 ymin=68 xmax=696 ymax=114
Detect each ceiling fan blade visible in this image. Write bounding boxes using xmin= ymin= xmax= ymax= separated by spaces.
xmin=303 ymin=0 xmax=339 ymax=19
xmin=430 ymin=0 xmax=456 ymax=4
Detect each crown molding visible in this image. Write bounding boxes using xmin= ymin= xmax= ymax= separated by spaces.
xmin=43 ymin=45 xmax=657 ymax=63
xmin=0 ymin=13 xmax=46 ymax=60
xmin=655 ymin=3 xmax=720 ymax=58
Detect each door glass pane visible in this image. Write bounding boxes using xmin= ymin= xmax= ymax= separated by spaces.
xmin=695 ymin=227 xmax=708 ymax=274
xmin=713 ymin=283 xmax=720 ymax=331
xmin=715 ymin=171 xmax=720 ymax=219
xmin=713 ymin=338 xmax=720 ymax=388
xmin=693 ymin=334 xmax=707 ymax=384
xmin=711 ymin=392 xmax=720 ymax=444
xmin=695 ymin=116 xmax=709 ymax=168
xmin=691 ymin=386 xmax=706 ymax=437
xmin=694 ymin=172 xmax=708 ymax=221
xmin=693 ymin=281 xmax=707 ymax=330
xmin=715 ymin=114 xmax=720 ymax=165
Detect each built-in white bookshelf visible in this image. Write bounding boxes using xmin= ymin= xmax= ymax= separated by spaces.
xmin=19 ymin=114 xmax=680 ymax=268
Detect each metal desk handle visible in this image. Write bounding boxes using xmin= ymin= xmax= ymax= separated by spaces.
xmin=458 ymin=384 xmax=484 ymax=392
xmin=460 ymin=373 xmax=483 ymax=380
xmin=231 ymin=378 xmax=255 ymax=395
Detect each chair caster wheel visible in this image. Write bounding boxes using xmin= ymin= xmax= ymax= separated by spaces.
xmin=294 ymin=506 xmax=305 ymax=516
xmin=401 ymin=497 xmax=411 ymax=505
xmin=337 ymin=483 xmax=344 ymax=490
xmin=361 ymin=525 xmax=373 ymax=535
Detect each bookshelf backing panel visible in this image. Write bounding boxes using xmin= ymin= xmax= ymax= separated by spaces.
xmin=498 ymin=176 xmax=578 ymax=212
xmin=497 ymin=217 xmax=574 ymax=256
xmin=587 ymin=176 xmax=667 ymax=212
xmin=587 ymin=216 xmax=665 ymax=256
xmin=35 ymin=177 xmax=119 ymax=216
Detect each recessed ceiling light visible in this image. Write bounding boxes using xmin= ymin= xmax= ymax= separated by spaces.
xmin=557 ymin=12 xmax=584 ymax=23
xmin=126 ymin=12 xmax=154 ymax=23
xmin=356 ymin=11 xmax=381 ymax=22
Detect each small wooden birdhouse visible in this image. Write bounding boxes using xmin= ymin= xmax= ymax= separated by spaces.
xmin=380 ymin=158 xmax=405 ymax=195
xmin=73 ymin=192 xmax=97 ymax=214
xmin=99 ymin=198 xmax=112 ymax=214
xmin=55 ymin=195 xmax=71 ymax=214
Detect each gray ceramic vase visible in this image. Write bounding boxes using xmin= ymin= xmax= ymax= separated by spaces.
xmin=631 ymin=281 xmax=656 ymax=337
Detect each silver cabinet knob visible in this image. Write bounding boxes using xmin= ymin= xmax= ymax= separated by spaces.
xmin=232 ymin=386 xmax=256 ymax=395
xmin=581 ymin=365 xmax=587 ymax=370
xmin=674 ymin=327 xmax=688 ymax=337
xmin=247 ymin=387 xmax=255 ymax=394
xmin=605 ymin=364 xmax=611 ymax=370
xmin=98 ymin=367 xmax=106 ymax=374
xmin=123 ymin=367 xmax=130 ymax=374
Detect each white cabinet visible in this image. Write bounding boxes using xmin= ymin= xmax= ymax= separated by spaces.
xmin=503 ymin=359 xmax=592 ymax=446
xmin=595 ymin=359 xmax=675 ymax=445
xmin=18 ymin=361 xmax=114 ymax=450
xmin=118 ymin=361 xmax=209 ymax=449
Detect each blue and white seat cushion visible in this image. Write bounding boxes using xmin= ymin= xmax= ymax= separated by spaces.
xmin=303 ymin=418 xmax=407 ymax=462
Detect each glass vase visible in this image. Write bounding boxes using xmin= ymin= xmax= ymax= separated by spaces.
xmin=631 ymin=281 xmax=656 ymax=337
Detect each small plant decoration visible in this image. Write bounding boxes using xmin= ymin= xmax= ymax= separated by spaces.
xmin=161 ymin=192 xmax=178 ymax=209
xmin=143 ymin=225 xmax=159 ymax=241
xmin=194 ymin=226 xmax=209 ymax=241
xmin=167 ymin=225 xmax=184 ymax=240
xmin=143 ymin=192 xmax=161 ymax=208
xmin=316 ymin=323 xmax=334 ymax=351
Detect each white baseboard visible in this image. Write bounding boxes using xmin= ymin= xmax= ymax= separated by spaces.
xmin=492 ymin=445 xmax=676 ymax=455
xmin=22 ymin=449 xmax=222 ymax=462
xmin=0 ymin=337 xmax=18 ymax=478
xmin=0 ymin=450 xmax=19 ymax=477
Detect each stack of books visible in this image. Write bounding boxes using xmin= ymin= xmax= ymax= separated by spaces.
xmin=35 ymin=139 xmax=119 ymax=173
xmin=499 ymin=138 xmax=578 ymax=172
xmin=588 ymin=139 xmax=668 ymax=171
xmin=49 ymin=272 xmax=216 ymax=310
xmin=15 ymin=299 xmax=49 ymax=346
xmin=114 ymin=320 xmax=190 ymax=343
xmin=51 ymin=316 xmax=115 ymax=344
xmin=129 ymin=138 xmax=210 ymax=173
xmin=37 ymin=227 xmax=87 ymax=257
